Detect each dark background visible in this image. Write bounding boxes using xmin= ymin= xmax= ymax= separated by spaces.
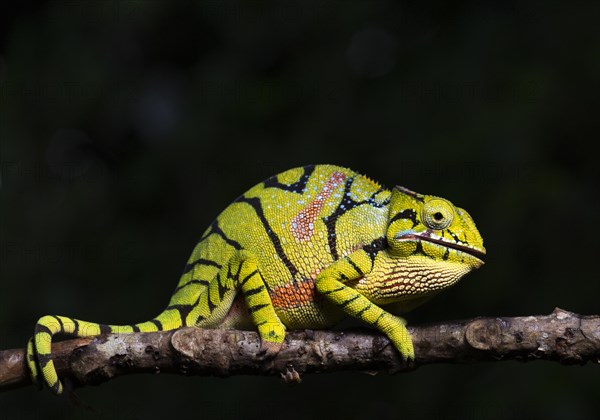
xmin=1 ymin=1 xmax=599 ymax=419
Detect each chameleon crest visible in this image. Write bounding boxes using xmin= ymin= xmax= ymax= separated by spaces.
xmin=26 ymin=164 xmax=485 ymax=394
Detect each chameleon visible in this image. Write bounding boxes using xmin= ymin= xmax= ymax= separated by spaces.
xmin=26 ymin=164 xmax=485 ymax=394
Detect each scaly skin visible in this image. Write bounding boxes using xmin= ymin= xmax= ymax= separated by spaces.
xmin=27 ymin=164 xmax=485 ymax=394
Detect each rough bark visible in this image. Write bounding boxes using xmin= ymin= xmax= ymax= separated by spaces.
xmin=1 ymin=308 xmax=598 ymax=392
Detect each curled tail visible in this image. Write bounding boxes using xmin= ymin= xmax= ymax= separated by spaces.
xmin=27 ymin=310 xmax=182 ymax=395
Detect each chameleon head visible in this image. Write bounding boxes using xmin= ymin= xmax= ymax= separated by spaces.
xmin=371 ymin=185 xmax=486 ymax=305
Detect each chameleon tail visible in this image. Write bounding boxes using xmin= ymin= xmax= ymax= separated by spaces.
xmin=28 ymin=310 xmax=183 ymax=395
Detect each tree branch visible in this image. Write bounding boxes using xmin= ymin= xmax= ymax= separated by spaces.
xmin=1 ymin=308 xmax=599 ymax=392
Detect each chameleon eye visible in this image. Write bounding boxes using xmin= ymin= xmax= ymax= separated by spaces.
xmin=422 ymin=198 xmax=454 ymax=230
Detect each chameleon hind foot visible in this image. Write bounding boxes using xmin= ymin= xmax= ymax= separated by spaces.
xmin=257 ymin=340 xmax=283 ymax=359
xmin=256 ymin=321 xmax=286 ymax=358
xmin=280 ymin=366 xmax=302 ymax=384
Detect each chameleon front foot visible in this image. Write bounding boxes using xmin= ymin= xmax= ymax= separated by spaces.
xmin=380 ymin=314 xmax=415 ymax=361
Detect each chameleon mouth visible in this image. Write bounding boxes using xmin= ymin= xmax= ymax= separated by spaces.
xmin=399 ymin=233 xmax=486 ymax=262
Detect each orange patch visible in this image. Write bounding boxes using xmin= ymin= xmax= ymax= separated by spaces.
xmin=290 ymin=171 xmax=345 ymax=242
xmin=269 ymin=278 xmax=319 ymax=309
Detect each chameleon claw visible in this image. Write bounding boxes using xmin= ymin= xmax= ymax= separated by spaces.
xmin=257 ymin=340 xmax=283 ymax=360
xmin=280 ymin=366 xmax=302 ymax=384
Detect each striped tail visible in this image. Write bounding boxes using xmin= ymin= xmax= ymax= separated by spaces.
xmin=27 ymin=310 xmax=182 ymax=395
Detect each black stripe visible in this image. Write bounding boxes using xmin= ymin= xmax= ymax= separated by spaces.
xmin=195 ymin=314 xmax=206 ymax=324
xmin=240 ymin=269 xmax=258 ymax=286
xmin=248 ymin=303 xmax=269 ymax=314
xmin=324 ymin=220 xmax=339 ymax=260
xmin=173 ymin=279 xmax=210 ymax=294
xmin=362 ymin=237 xmax=386 ymax=265
xmin=321 ymin=286 xmax=345 ymax=295
xmin=73 ymin=319 xmax=79 ymax=336
xmin=389 ymin=209 xmax=419 ymax=228
xmin=263 ymin=164 xmax=315 ymax=194
xmin=323 ymin=177 xmax=388 ymax=260
xmin=243 ymin=285 xmax=265 ymax=297
xmin=201 ymin=220 xmax=243 ymax=250
xmin=35 ymin=324 xmax=53 ymax=336
xmin=232 ymin=261 xmax=244 ymax=281
xmin=50 ymin=380 xmax=61 ymax=394
xmin=356 ymin=303 xmax=372 ymax=319
xmin=411 ymin=241 xmax=433 ymax=259
xmin=257 ymin=270 xmax=272 ymax=292
xmin=447 ymin=228 xmax=468 ymax=245
xmin=227 ymin=262 xmax=244 ymax=282
xmin=207 ymin=291 xmax=217 ymax=312
xmin=166 ymin=304 xmax=193 ymax=326
xmin=338 ymin=295 xmax=360 ymax=308
xmin=183 ymin=258 xmax=222 ymax=274
xmin=217 ymin=274 xmax=231 ymax=301
xmin=132 ymin=325 xmax=141 ymax=332
xmin=52 ymin=316 xmax=64 ymax=332
xmin=235 ymin=196 xmax=299 ymax=279
xmin=36 ymin=353 xmax=52 ymax=369
xmin=99 ymin=324 xmax=111 ymax=334
xmin=347 ymin=258 xmax=364 ymax=276
xmin=151 ymin=319 xmax=163 ymax=331
xmin=374 ymin=312 xmax=385 ymax=326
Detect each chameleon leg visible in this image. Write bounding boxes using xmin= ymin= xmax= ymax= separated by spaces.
xmin=315 ymin=249 xmax=414 ymax=360
xmin=192 ymin=250 xmax=286 ymax=357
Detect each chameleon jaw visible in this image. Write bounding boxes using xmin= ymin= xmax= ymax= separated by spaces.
xmin=397 ymin=232 xmax=486 ymax=262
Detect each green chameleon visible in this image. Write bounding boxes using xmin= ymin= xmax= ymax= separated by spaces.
xmin=27 ymin=164 xmax=485 ymax=394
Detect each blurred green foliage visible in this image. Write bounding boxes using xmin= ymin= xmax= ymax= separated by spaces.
xmin=1 ymin=1 xmax=599 ymax=419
